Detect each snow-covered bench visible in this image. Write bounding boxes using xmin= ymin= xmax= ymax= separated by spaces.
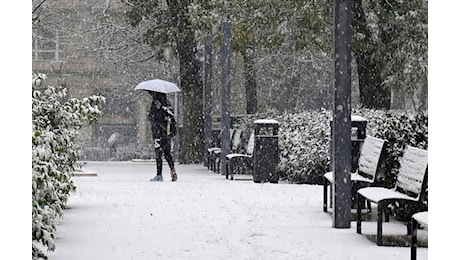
xmin=225 ymin=131 xmax=255 ymax=180
xmin=206 ymin=129 xmax=231 ymax=171
xmin=323 ymin=136 xmax=386 ymax=212
xmin=411 ymin=211 xmax=428 ymax=260
xmin=356 ymin=145 xmax=428 ymax=246
xmin=207 ymin=129 xmax=243 ymax=173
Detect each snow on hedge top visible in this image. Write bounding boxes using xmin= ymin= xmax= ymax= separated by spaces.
xmin=254 ymin=119 xmax=279 ymax=124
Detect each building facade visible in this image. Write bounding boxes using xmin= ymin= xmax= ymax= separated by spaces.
xmin=32 ymin=0 xmax=170 ymax=160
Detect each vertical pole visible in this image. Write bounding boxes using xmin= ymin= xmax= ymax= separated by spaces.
xmin=220 ymin=22 xmax=232 ymax=175
xmin=203 ymin=34 xmax=213 ymax=166
xmin=173 ymin=91 xmax=180 ymax=162
xmin=332 ymin=0 xmax=352 ymax=228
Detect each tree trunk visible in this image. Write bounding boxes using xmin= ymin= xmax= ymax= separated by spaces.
xmin=352 ymin=0 xmax=390 ymax=109
xmin=418 ymin=81 xmax=428 ymax=112
xmin=167 ymin=0 xmax=203 ymax=163
xmin=243 ymin=49 xmax=257 ymax=114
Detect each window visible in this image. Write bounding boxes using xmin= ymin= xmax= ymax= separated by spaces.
xmin=32 ymin=28 xmax=64 ymax=60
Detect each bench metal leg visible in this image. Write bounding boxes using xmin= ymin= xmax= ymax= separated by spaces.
xmin=323 ymin=179 xmax=329 ymax=212
xmin=210 ymin=154 xmax=215 ymax=171
xmin=216 ymin=157 xmax=221 ymax=174
xmin=231 ymin=160 xmax=235 ymax=180
xmin=329 ymin=185 xmax=333 ymax=209
xmin=357 ymin=194 xmax=362 ymax=234
xmin=384 ymin=208 xmax=390 ymax=222
xmin=225 ymin=159 xmax=229 ymax=179
xmin=227 ymin=158 xmax=235 ymax=180
xmin=377 ymin=203 xmax=383 ymax=246
xmin=411 ymin=217 xmax=418 ymax=260
xmin=206 ymin=152 xmax=210 ymax=169
xmin=406 ymin=221 xmax=412 ymax=236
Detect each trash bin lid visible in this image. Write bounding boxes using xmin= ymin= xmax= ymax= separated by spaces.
xmin=254 ymin=119 xmax=279 ymax=125
xmin=351 ymin=115 xmax=367 ymax=122
xmin=329 ymin=115 xmax=367 ymax=122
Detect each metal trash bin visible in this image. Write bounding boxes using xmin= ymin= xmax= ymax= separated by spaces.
xmin=351 ymin=115 xmax=367 ymax=172
xmin=253 ymin=119 xmax=280 ymax=183
xmin=329 ymin=115 xmax=367 ymax=172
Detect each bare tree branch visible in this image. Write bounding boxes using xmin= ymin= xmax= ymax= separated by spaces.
xmin=32 ymin=0 xmax=48 ymax=14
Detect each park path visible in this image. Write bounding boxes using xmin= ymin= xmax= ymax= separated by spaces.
xmin=47 ymin=161 xmax=427 ymax=260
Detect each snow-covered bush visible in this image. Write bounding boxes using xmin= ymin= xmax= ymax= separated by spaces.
xmin=32 ymin=72 xmax=105 ymax=259
xmin=233 ymin=109 xmax=331 ymax=184
xmin=277 ymin=109 xmax=331 ymax=184
xmin=113 ymin=143 xmax=155 ymax=161
xmin=233 ymin=108 xmax=427 ymax=185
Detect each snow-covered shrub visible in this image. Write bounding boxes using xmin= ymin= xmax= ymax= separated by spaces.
xmin=233 ymin=108 xmax=427 ymax=186
xmin=113 ymin=143 xmax=155 ymax=161
xmin=32 ymin=72 xmax=105 ymax=259
xmin=233 ymin=109 xmax=331 ymax=184
xmin=278 ymin=109 xmax=331 ymax=184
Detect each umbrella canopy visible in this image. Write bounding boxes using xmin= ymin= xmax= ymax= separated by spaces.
xmin=134 ymin=79 xmax=181 ymax=94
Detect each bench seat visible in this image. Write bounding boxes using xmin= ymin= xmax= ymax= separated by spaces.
xmin=358 ymin=187 xmax=419 ymax=203
xmin=226 ymin=153 xmax=251 ymax=159
xmin=412 ymin=211 xmax=428 ymax=226
xmin=324 ymin=171 xmax=374 ymax=185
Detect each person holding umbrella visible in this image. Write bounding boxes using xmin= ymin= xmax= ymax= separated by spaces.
xmin=135 ymin=79 xmax=181 ymax=182
xmin=148 ymin=91 xmax=177 ymax=182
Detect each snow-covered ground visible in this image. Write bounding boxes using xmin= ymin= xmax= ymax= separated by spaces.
xmin=47 ymin=161 xmax=427 ymax=260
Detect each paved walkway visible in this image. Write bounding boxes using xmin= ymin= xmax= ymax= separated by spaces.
xmin=47 ymin=161 xmax=427 ymax=260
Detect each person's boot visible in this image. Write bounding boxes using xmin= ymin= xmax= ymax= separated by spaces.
xmin=150 ymin=175 xmax=163 ymax=182
xmin=170 ymin=169 xmax=177 ymax=182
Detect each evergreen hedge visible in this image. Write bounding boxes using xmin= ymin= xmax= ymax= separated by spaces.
xmin=32 ymin=73 xmax=105 ymax=259
xmin=233 ymin=108 xmax=428 ymax=187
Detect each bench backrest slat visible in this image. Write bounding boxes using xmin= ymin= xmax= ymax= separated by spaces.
xmin=246 ymin=132 xmax=255 ymax=155
xmin=232 ymin=129 xmax=243 ymax=151
xmin=395 ymin=146 xmax=428 ymax=198
xmin=358 ymin=136 xmax=386 ymax=180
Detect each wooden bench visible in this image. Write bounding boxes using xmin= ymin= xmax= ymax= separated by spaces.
xmin=323 ymin=136 xmax=386 ymax=212
xmin=207 ymin=146 xmax=221 ymax=171
xmin=411 ymin=211 xmax=428 ymax=260
xmin=356 ymin=145 xmax=428 ymax=246
xmin=225 ymin=131 xmax=255 ymax=180
xmin=207 ymin=129 xmax=243 ymax=173
xmin=205 ymin=131 xmax=222 ymax=171
xmin=205 ymin=126 xmax=228 ymax=171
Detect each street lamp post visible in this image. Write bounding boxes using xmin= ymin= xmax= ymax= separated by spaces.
xmin=220 ymin=22 xmax=232 ymax=176
xmin=332 ymin=0 xmax=352 ymax=228
xmin=203 ymin=34 xmax=213 ymax=166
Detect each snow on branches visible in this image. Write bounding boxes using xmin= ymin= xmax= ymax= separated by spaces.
xmin=32 ymin=72 xmax=105 ymax=259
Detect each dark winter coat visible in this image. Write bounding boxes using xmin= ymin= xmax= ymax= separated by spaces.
xmin=148 ymin=93 xmax=176 ymax=139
